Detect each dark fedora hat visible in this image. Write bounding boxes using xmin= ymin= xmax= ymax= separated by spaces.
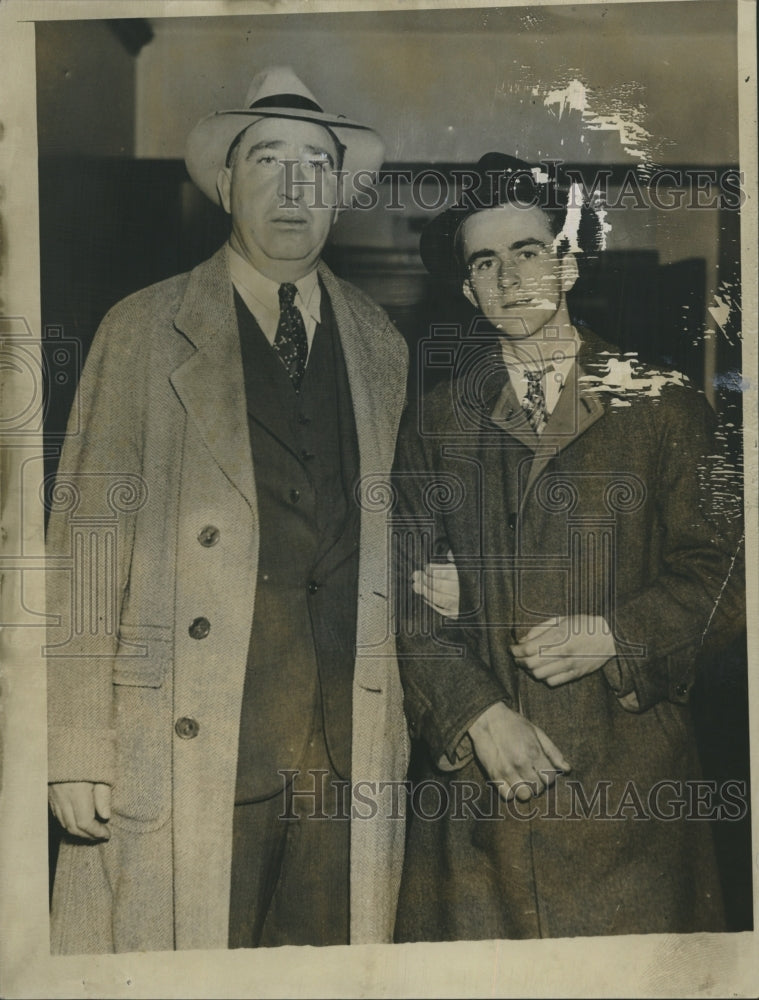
xmin=420 ymin=152 xmax=577 ymax=283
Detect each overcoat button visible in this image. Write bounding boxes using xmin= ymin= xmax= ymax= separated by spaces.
xmin=301 ymin=450 xmax=314 ymax=461
xmin=189 ymin=616 xmax=210 ymax=640
xmin=175 ymin=716 xmax=199 ymax=739
xmin=675 ymin=683 xmax=688 ymax=698
xmin=290 ymin=489 xmax=301 ymax=503
xmin=298 ymin=413 xmax=311 ymax=425
xmin=308 ymin=581 xmax=319 ymax=594
xmin=198 ymin=525 xmax=220 ymax=547
xmin=508 ymin=514 xmax=517 ymax=531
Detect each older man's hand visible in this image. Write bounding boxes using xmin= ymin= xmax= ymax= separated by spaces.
xmin=511 ymin=615 xmax=617 ymax=687
xmin=468 ymin=701 xmax=570 ymax=802
xmin=49 ymin=782 xmax=111 ymax=840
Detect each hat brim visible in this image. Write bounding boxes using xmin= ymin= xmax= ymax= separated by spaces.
xmin=185 ymin=107 xmax=385 ymax=206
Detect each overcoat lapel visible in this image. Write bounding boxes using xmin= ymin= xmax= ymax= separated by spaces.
xmin=169 ymin=248 xmax=257 ymax=511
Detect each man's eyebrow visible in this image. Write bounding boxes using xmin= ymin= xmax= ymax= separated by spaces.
xmin=509 ymin=238 xmax=548 ymax=251
xmin=467 ymin=238 xmax=549 ymax=266
xmin=243 ymin=140 xmax=334 ymax=162
xmin=466 ymin=248 xmax=497 ymax=265
xmin=303 ymin=144 xmax=334 ymax=159
xmin=243 ymin=139 xmax=287 ymax=159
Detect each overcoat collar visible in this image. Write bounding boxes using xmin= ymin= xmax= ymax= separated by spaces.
xmin=170 ymin=247 xmax=257 ymax=510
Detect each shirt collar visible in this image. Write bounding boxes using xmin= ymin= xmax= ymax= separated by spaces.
xmin=499 ymin=327 xmax=581 ymax=375
xmin=227 ymin=243 xmax=321 ymax=325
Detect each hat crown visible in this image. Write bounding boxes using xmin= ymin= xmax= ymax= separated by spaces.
xmin=244 ymin=66 xmax=322 ymax=111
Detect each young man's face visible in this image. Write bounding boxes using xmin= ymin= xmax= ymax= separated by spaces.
xmin=217 ymin=117 xmax=341 ymax=281
xmin=460 ymin=204 xmax=576 ymax=339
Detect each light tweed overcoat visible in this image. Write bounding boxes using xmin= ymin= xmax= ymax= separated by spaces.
xmin=47 ymin=246 xmax=409 ymax=953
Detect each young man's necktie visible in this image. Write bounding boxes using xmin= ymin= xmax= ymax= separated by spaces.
xmin=522 ymin=367 xmax=549 ymax=434
xmin=273 ymin=282 xmax=308 ymax=390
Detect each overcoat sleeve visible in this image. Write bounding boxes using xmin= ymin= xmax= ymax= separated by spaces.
xmin=46 ymin=302 xmax=147 ymax=786
xmin=609 ymin=384 xmax=745 ymax=713
xmin=392 ymin=406 xmax=507 ymax=768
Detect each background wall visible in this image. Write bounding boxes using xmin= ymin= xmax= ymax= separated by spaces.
xmin=134 ymin=4 xmax=738 ymax=166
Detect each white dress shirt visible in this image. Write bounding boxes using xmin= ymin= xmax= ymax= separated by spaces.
xmin=227 ymin=244 xmax=322 ymax=355
xmin=500 ymin=328 xmax=582 ymax=430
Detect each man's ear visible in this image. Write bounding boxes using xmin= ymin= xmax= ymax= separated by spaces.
xmin=560 ymin=253 xmax=579 ymax=293
xmin=462 ymin=278 xmax=477 ymax=308
xmin=216 ymin=167 xmax=232 ymax=215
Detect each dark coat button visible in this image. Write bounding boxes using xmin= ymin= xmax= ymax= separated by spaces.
xmin=508 ymin=514 xmax=517 ymax=531
xmin=198 ymin=525 xmax=220 ymax=547
xmin=301 ymin=449 xmax=314 ymax=461
xmin=290 ymin=489 xmax=301 ymax=503
xmin=308 ymin=580 xmax=319 ymax=594
xmin=298 ymin=413 xmax=311 ymax=425
xmin=189 ymin=617 xmax=210 ymax=640
xmin=675 ymin=682 xmax=688 ymax=698
xmin=175 ymin=716 xmax=199 ymax=739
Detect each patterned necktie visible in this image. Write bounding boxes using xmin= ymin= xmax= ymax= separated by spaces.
xmin=522 ymin=367 xmax=549 ymax=435
xmin=273 ymin=282 xmax=308 ymax=390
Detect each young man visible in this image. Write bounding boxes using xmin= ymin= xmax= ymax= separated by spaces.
xmin=393 ymin=153 xmax=744 ymax=940
xmin=46 ymin=67 xmax=409 ymax=952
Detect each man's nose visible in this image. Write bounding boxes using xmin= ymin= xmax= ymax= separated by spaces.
xmin=280 ymin=158 xmax=308 ymax=203
xmin=497 ymin=259 xmax=519 ymax=289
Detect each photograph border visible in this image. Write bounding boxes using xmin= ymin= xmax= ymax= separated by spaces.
xmin=0 ymin=1 xmax=757 ymax=996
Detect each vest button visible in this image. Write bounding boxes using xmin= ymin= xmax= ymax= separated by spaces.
xmin=308 ymin=580 xmax=319 ymax=595
xmin=175 ymin=716 xmax=199 ymax=739
xmin=197 ymin=525 xmax=220 ymax=547
xmin=189 ymin=617 xmax=210 ymax=640
xmin=289 ymin=489 xmax=301 ymax=503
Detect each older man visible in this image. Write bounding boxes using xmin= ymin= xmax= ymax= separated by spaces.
xmin=393 ymin=153 xmax=744 ymax=940
xmin=46 ymin=67 xmax=409 ymax=952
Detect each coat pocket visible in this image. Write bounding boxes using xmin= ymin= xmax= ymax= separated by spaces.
xmin=110 ymin=626 xmax=173 ymax=831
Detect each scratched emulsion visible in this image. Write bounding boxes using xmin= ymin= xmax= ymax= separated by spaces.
xmin=505 ymin=66 xmax=744 ymax=532
xmin=539 ymin=76 xmax=665 ymax=171
xmin=708 ymin=279 xmax=742 ymax=346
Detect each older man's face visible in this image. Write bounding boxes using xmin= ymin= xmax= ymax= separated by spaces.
xmin=461 ymin=204 xmax=575 ymax=339
xmin=217 ymin=117 xmax=341 ymax=281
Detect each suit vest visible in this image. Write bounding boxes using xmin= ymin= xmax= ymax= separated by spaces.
xmin=233 ymin=288 xmax=360 ymax=803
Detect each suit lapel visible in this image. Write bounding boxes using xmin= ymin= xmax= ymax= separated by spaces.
xmin=521 ymin=335 xmax=609 ymax=504
xmin=170 ymin=247 xmax=257 ymax=511
xmin=234 ymin=292 xmax=302 ymax=459
xmin=488 ymin=375 xmax=540 ymax=450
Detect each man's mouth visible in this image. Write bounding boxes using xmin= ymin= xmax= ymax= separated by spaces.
xmin=271 ymin=213 xmax=309 ymax=226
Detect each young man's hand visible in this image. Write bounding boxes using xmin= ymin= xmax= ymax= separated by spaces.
xmin=511 ymin=615 xmax=617 ymax=687
xmin=412 ymin=548 xmax=460 ymax=618
xmin=49 ymin=782 xmax=111 ymax=840
xmin=468 ymin=701 xmax=570 ymax=801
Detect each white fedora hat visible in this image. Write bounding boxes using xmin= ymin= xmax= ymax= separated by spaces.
xmin=185 ymin=65 xmax=385 ymax=205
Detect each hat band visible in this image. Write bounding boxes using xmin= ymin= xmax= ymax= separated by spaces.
xmin=249 ymin=93 xmax=324 ymax=113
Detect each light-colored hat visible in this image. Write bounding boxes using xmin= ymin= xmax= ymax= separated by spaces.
xmin=185 ymin=65 xmax=385 ymax=205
